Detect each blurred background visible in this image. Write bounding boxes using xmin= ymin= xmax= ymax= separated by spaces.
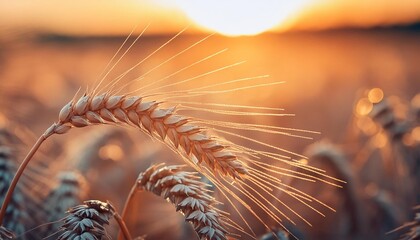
xmin=0 ymin=1 xmax=419 ymax=239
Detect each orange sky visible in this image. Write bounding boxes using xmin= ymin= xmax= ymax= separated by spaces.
xmin=0 ymin=0 xmax=419 ymax=37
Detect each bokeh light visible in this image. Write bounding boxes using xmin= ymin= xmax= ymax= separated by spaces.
xmin=355 ymin=98 xmax=373 ymax=116
xmin=371 ymin=132 xmax=388 ymax=148
xmin=99 ymin=144 xmax=124 ymax=161
xmin=412 ymin=127 xmax=420 ymax=142
xmin=368 ymin=88 xmax=384 ymax=104
xmin=357 ymin=117 xmax=378 ymax=136
xmin=411 ymin=93 xmax=420 ymax=107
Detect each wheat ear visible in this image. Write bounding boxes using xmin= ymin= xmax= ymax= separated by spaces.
xmin=56 ymin=94 xmax=248 ymax=179
xmin=123 ymin=164 xmax=229 ymax=240
xmin=57 ymin=200 xmax=132 ymax=240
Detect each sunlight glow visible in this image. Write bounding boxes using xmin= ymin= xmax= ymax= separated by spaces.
xmin=175 ymin=0 xmax=312 ymax=36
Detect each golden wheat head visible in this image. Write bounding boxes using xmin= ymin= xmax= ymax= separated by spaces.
xmin=51 ymin=94 xmax=248 ymax=179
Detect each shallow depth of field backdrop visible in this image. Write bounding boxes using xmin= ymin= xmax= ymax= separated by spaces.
xmin=0 ymin=1 xmax=419 ymax=240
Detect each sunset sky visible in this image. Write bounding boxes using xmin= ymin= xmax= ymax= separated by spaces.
xmin=0 ymin=0 xmax=419 ymax=37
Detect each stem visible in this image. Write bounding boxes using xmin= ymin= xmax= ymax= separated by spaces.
xmin=114 ymin=211 xmax=133 ymax=240
xmin=0 ymin=124 xmax=55 ymax=225
xmin=118 ymin=185 xmax=137 ymax=240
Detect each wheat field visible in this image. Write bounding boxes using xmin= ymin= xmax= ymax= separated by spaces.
xmin=0 ymin=18 xmax=419 ymax=240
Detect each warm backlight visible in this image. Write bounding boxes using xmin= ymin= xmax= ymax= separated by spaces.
xmin=175 ymin=0 xmax=311 ymax=36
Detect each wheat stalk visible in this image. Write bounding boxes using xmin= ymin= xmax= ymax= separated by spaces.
xmin=57 ymin=200 xmax=132 ymax=240
xmin=126 ymin=164 xmax=230 ymax=240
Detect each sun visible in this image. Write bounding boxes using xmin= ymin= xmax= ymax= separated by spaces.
xmin=174 ymin=0 xmax=311 ymax=36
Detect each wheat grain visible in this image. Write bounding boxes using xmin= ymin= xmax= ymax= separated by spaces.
xmin=52 ymin=94 xmax=248 ymax=180
xmin=52 ymin=93 xmax=341 ymax=176
xmin=134 ymin=164 xmax=230 ymax=240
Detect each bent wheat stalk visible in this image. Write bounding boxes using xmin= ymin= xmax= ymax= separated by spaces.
xmin=121 ymin=164 xmax=230 ymax=240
